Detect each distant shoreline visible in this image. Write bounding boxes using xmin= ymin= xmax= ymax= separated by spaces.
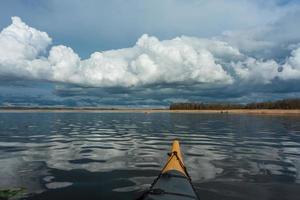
xmin=0 ymin=108 xmax=300 ymax=115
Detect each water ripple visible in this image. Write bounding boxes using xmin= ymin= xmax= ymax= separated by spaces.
xmin=0 ymin=113 xmax=300 ymax=199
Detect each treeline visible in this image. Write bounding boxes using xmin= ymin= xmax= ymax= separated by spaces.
xmin=169 ymin=98 xmax=300 ymax=110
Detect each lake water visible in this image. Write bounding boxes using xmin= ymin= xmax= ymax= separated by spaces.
xmin=0 ymin=112 xmax=300 ymax=200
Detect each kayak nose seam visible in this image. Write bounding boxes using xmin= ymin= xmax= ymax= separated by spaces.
xmin=136 ymin=140 xmax=200 ymax=200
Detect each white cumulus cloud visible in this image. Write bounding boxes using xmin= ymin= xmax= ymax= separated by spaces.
xmin=0 ymin=16 xmax=300 ymax=89
xmin=0 ymin=17 xmax=234 ymax=87
xmin=0 ymin=16 xmax=52 ymax=79
xmin=280 ymin=47 xmax=300 ymax=80
xmin=0 ymin=17 xmax=51 ymax=61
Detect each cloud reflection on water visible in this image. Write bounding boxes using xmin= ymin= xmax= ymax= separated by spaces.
xmin=0 ymin=112 xmax=300 ymax=198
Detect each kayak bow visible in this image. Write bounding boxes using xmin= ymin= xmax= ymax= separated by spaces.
xmin=138 ymin=140 xmax=199 ymax=200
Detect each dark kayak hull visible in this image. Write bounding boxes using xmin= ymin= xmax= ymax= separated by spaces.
xmin=142 ymin=170 xmax=198 ymax=200
xmin=138 ymin=140 xmax=199 ymax=200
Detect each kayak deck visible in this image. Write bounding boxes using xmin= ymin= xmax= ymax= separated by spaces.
xmin=162 ymin=140 xmax=187 ymax=176
xmin=138 ymin=140 xmax=199 ymax=200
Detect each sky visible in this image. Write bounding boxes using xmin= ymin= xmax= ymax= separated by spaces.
xmin=0 ymin=0 xmax=300 ymax=107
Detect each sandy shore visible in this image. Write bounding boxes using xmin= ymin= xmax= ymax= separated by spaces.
xmin=0 ymin=108 xmax=300 ymax=115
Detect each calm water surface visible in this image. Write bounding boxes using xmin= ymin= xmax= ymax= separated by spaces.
xmin=0 ymin=112 xmax=300 ymax=200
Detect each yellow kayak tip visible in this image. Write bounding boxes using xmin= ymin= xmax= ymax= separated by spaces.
xmin=137 ymin=139 xmax=199 ymax=200
xmin=162 ymin=139 xmax=188 ymax=177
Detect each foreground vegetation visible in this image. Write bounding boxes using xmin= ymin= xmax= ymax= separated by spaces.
xmin=0 ymin=188 xmax=25 ymax=200
xmin=170 ymin=99 xmax=300 ymax=110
